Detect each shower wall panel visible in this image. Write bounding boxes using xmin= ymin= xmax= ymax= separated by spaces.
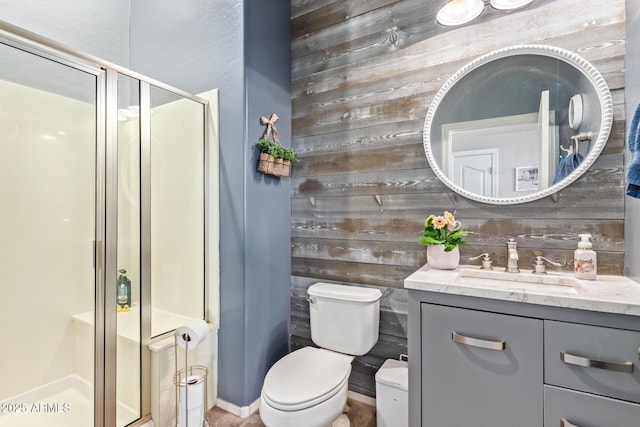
xmin=0 ymin=79 xmax=96 ymax=399
xmin=150 ymin=93 xmax=205 ymax=336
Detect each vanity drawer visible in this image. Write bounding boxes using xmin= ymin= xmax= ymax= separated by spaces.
xmin=544 ymin=320 xmax=640 ymax=403
xmin=544 ymin=385 xmax=640 ymax=427
xmin=421 ymin=304 xmax=543 ymax=427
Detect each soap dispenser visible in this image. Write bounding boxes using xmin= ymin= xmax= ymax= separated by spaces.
xmin=574 ymin=234 xmax=597 ymax=280
xmin=117 ymin=268 xmax=132 ymax=311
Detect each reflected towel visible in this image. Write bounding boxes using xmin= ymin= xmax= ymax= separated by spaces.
xmin=552 ymin=152 xmax=584 ymax=185
xmin=626 ymin=103 xmax=640 ymax=198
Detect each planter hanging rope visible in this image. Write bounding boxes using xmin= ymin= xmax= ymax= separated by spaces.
xmin=261 ymin=113 xmax=280 ymax=143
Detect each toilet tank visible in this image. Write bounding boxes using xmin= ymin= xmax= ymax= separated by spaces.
xmin=307 ymin=283 xmax=382 ymax=356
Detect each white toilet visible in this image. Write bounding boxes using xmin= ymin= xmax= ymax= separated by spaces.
xmin=260 ymin=282 xmax=382 ymax=427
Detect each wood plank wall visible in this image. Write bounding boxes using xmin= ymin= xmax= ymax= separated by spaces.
xmin=290 ymin=0 xmax=626 ymax=397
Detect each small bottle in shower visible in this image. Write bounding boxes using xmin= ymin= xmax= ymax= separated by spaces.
xmin=117 ymin=268 xmax=132 ymax=311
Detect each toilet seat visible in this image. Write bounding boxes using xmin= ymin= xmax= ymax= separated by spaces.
xmin=260 ymin=379 xmax=349 ymax=427
xmin=261 ymin=347 xmax=353 ymax=411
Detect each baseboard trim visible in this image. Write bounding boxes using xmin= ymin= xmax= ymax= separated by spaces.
xmin=348 ymin=390 xmax=376 ymax=407
xmin=215 ymin=397 xmax=261 ymax=418
xmin=214 ymin=391 xmax=372 ymax=418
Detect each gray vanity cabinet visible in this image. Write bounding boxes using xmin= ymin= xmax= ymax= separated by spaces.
xmin=408 ymin=290 xmax=640 ymax=427
xmin=406 ymin=265 xmax=640 ymax=427
xmin=420 ymin=303 xmax=543 ymax=427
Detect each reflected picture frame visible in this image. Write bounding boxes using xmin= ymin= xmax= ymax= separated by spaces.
xmin=515 ymin=166 xmax=539 ymax=192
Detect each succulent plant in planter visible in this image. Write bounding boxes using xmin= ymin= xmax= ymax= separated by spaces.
xmin=280 ymin=147 xmax=297 ymax=162
xmin=270 ymin=144 xmax=285 ymax=159
xmin=256 ymin=138 xmax=297 ymax=177
xmin=257 ymin=138 xmax=275 ymax=154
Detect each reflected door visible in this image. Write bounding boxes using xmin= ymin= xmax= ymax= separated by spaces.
xmin=452 ymin=149 xmax=497 ymax=197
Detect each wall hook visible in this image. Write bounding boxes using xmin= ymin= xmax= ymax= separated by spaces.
xmin=309 ymin=197 xmax=316 ymax=208
xmin=374 ymin=194 xmax=383 ymax=207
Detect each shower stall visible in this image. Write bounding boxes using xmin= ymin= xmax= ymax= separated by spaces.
xmin=0 ymin=21 xmax=217 ymax=427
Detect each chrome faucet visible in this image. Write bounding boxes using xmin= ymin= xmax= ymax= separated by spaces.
xmin=505 ymin=238 xmax=520 ymax=273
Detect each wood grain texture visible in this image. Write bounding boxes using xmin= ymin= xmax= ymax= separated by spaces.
xmin=290 ymin=0 xmax=627 ymax=397
xmin=291 ymin=0 xmax=399 ymax=40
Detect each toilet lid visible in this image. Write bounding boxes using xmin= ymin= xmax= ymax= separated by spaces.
xmin=262 ymin=347 xmax=352 ymax=411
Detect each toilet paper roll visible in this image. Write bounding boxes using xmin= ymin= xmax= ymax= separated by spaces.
xmin=175 ymin=319 xmax=209 ymax=349
xmin=179 ymin=376 xmax=204 ymax=427
xmin=179 ymin=375 xmax=204 ymax=409
xmin=179 ymin=405 xmax=203 ymax=427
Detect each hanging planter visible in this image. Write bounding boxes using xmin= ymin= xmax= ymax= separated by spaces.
xmin=256 ymin=113 xmax=297 ymax=177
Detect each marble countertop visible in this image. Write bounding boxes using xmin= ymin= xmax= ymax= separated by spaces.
xmin=404 ymin=264 xmax=640 ymax=317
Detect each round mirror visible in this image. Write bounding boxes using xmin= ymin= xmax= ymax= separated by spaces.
xmin=423 ymin=44 xmax=613 ymax=205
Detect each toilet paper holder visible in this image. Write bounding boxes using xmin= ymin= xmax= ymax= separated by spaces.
xmin=173 ymin=326 xmax=210 ymax=427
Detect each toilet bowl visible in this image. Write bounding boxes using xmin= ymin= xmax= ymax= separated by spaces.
xmin=259 ymin=283 xmax=382 ymax=427
xmin=260 ymin=347 xmax=352 ymax=427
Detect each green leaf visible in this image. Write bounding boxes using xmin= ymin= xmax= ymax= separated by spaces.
xmin=257 ymin=139 xmax=275 ymax=153
xmin=449 ymin=230 xmax=468 ymax=239
xmin=281 ymin=147 xmax=298 ymax=161
xmin=418 ymin=236 xmax=444 ymax=246
xmin=444 ymin=243 xmax=457 ymax=252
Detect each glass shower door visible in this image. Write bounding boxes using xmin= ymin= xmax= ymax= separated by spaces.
xmin=0 ymin=24 xmax=210 ymax=427
xmin=116 ymin=73 xmax=142 ymax=426
xmin=114 ymin=76 xmax=207 ymax=425
xmin=0 ymin=42 xmax=98 ymax=427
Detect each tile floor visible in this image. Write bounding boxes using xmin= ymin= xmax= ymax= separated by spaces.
xmin=207 ymin=398 xmax=376 ymax=427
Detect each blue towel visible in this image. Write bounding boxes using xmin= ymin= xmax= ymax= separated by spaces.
xmin=552 ymin=152 xmax=584 ymax=185
xmin=627 ymin=103 xmax=640 ymax=198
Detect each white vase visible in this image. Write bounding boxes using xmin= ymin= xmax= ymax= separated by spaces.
xmin=426 ymin=245 xmax=460 ymax=270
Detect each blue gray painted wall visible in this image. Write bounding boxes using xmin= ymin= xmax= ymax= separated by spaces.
xmin=0 ymin=0 xmax=131 ymax=66
xmin=243 ymin=0 xmax=292 ymax=405
xmin=130 ymin=0 xmax=292 ymax=406
xmin=625 ymin=0 xmax=640 ymax=282
xmin=3 ymin=0 xmax=291 ymax=408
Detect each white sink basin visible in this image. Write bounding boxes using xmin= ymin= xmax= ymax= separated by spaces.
xmin=459 ymin=267 xmax=580 ymax=288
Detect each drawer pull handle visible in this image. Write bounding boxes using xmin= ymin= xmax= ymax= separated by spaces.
xmin=560 ymin=351 xmax=634 ymax=373
xmin=560 ymin=418 xmax=580 ymax=427
xmin=451 ymin=331 xmax=505 ymax=351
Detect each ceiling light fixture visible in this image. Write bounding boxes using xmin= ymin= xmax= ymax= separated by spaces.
xmin=437 ymin=0 xmax=484 ymax=26
xmin=489 ymin=0 xmax=535 ymax=11
xmin=437 ymin=0 xmax=535 ymax=26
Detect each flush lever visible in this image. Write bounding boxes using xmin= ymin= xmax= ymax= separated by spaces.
xmin=307 ymin=296 xmax=317 ymax=304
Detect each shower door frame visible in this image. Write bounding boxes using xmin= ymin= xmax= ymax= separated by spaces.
xmin=0 ymin=20 xmax=210 ymax=427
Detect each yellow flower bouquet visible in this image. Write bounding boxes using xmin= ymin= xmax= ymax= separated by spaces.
xmin=418 ymin=211 xmax=468 ymax=252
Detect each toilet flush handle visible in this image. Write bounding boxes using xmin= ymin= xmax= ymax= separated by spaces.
xmin=307 ymin=296 xmax=317 ymax=304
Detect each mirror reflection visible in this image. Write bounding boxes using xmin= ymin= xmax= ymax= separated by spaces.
xmin=424 ymin=46 xmax=612 ymax=204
